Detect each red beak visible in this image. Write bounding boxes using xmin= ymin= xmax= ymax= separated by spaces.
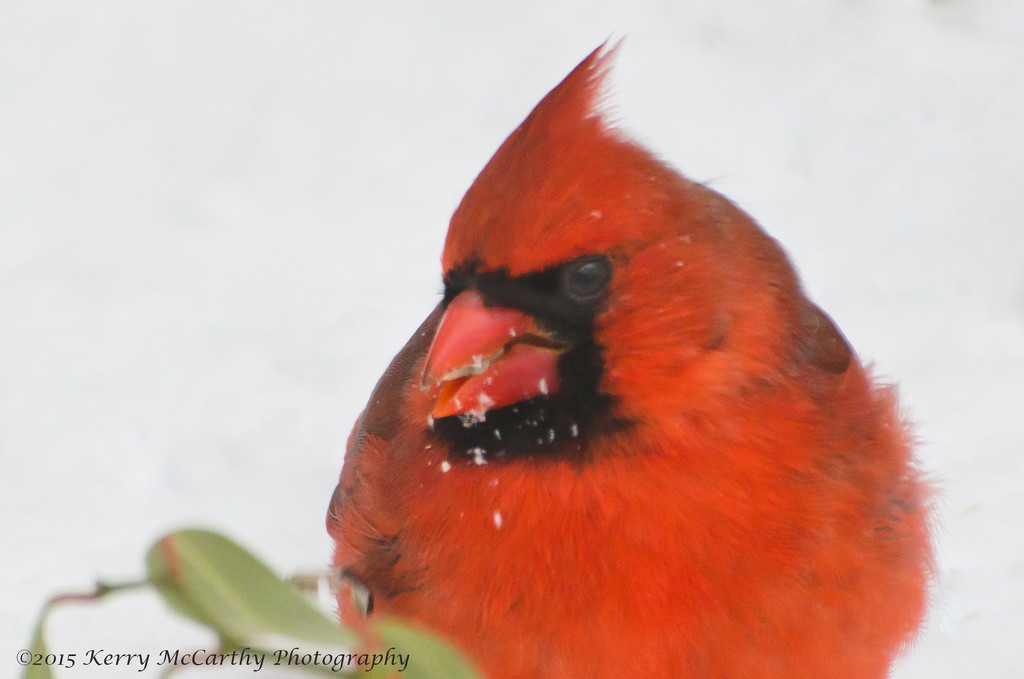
xmin=421 ymin=290 xmax=564 ymax=420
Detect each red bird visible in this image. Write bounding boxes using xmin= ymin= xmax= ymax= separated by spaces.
xmin=328 ymin=45 xmax=931 ymax=679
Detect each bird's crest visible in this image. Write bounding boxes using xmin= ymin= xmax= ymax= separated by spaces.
xmin=442 ymin=42 xmax=679 ymax=276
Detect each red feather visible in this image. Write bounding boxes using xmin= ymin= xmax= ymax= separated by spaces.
xmin=329 ymin=44 xmax=932 ymax=679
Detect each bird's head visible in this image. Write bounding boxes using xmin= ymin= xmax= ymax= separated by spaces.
xmin=420 ymin=44 xmax=850 ymax=460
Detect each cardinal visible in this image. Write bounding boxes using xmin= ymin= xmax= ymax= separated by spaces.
xmin=327 ymin=44 xmax=931 ymax=679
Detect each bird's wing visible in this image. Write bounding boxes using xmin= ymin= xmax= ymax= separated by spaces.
xmin=327 ymin=302 xmax=443 ymax=611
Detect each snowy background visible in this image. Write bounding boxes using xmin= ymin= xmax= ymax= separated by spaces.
xmin=2 ymin=1 xmax=1022 ymax=676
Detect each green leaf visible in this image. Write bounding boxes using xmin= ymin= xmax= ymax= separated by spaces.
xmin=374 ymin=618 xmax=482 ymax=679
xmin=22 ymin=610 xmax=53 ymax=679
xmin=145 ymin=528 xmax=355 ymax=650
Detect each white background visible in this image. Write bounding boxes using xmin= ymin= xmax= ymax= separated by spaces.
xmin=2 ymin=1 xmax=1022 ymax=676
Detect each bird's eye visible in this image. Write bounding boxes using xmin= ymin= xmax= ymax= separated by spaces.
xmin=561 ymin=255 xmax=612 ymax=303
